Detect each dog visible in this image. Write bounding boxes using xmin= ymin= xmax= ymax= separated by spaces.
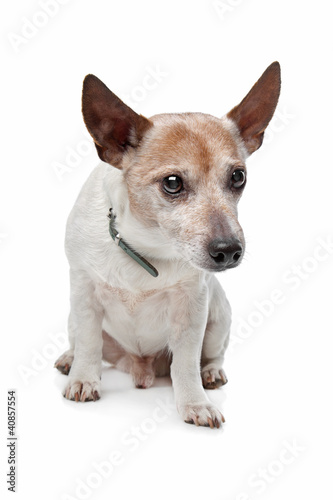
xmin=55 ymin=62 xmax=281 ymax=428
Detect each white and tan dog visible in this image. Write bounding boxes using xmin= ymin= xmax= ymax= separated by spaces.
xmin=55 ymin=62 xmax=281 ymax=428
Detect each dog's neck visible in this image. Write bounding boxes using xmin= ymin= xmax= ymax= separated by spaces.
xmin=107 ymin=207 xmax=159 ymax=278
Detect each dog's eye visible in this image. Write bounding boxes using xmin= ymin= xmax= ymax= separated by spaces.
xmin=231 ymin=169 xmax=246 ymax=189
xmin=162 ymin=175 xmax=183 ymax=195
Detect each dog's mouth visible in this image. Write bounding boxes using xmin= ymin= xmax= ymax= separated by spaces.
xmin=204 ymin=258 xmax=243 ymax=273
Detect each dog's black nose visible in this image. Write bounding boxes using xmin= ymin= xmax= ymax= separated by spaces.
xmin=208 ymin=238 xmax=243 ymax=268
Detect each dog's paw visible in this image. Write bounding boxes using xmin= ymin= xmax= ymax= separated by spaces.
xmin=54 ymin=350 xmax=74 ymax=375
xmin=180 ymin=403 xmax=225 ymax=428
xmin=63 ymin=378 xmax=101 ymax=402
xmin=201 ymin=367 xmax=228 ymax=389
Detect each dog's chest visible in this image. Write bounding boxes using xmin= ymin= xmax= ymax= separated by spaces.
xmin=95 ymin=282 xmax=171 ymax=355
xmin=104 ymin=286 xmax=159 ymax=314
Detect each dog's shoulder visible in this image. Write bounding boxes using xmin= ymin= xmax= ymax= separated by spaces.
xmin=65 ymin=163 xmax=117 ymax=267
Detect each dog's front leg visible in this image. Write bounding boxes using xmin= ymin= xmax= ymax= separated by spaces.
xmin=201 ymin=276 xmax=231 ymax=389
xmin=63 ymin=269 xmax=104 ymax=402
xmin=169 ymin=284 xmax=225 ymax=428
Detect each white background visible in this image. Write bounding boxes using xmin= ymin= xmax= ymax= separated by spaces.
xmin=1 ymin=0 xmax=332 ymax=499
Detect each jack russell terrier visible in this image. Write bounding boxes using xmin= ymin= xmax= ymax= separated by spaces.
xmin=55 ymin=62 xmax=281 ymax=428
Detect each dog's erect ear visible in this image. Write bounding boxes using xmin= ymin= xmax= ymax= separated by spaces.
xmin=82 ymin=74 xmax=153 ymax=167
xmin=227 ymin=62 xmax=281 ymax=154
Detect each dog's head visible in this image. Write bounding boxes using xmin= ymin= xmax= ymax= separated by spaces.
xmin=82 ymin=63 xmax=280 ymax=272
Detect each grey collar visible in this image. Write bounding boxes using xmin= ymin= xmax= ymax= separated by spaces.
xmin=107 ymin=208 xmax=159 ymax=278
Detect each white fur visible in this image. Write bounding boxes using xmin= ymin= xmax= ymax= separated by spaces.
xmin=60 ymin=163 xmax=231 ymax=426
xmin=57 ymin=64 xmax=281 ymax=426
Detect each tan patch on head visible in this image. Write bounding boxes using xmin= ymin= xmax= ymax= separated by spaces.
xmin=120 ymin=112 xmax=246 ymax=271
xmin=141 ymin=113 xmax=241 ymax=175
xmin=123 ymin=112 xmax=244 ymax=223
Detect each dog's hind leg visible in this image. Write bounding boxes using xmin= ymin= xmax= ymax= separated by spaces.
xmin=154 ymin=350 xmax=171 ymax=378
xmin=201 ymin=276 xmax=231 ymax=389
xmin=102 ymin=330 xmax=128 ymax=366
xmin=54 ymin=312 xmax=76 ymax=375
xmin=54 ymin=350 xmax=74 ymax=375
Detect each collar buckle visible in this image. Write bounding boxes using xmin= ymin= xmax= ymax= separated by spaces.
xmin=107 ymin=207 xmax=159 ymax=278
